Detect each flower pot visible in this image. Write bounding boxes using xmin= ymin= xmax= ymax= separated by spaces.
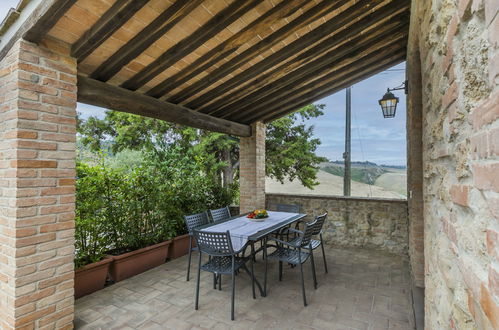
xmin=170 ymin=234 xmax=195 ymax=259
xmin=74 ymin=257 xmax=113 ymax=299
xmin=109 ymin=240 xmax=171 ymax=282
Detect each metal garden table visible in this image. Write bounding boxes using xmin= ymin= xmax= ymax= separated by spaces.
xmin=198 ymin=211 xmax=307 ymax=297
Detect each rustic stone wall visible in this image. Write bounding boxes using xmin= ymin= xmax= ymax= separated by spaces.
xmin=0 ymin=39 xmax=77 ymax=329
xmin=240 ymin=122 xmax=266 ymax=213
xmin=407 ymin=0 xmax=498 ymax=328
xmin=266 ymin=193 xmax=408 ymax=255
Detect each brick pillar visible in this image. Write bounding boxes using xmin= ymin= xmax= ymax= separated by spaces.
xmin=0 ymin=39 xmax=77 ymax=329
xmin=239 ymin=122 xmax=266 ymax=213
xmin=406 ymin=7 xmax=425 ymax=288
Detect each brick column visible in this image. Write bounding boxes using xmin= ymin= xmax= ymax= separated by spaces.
xmin=239 ymin=122 xmax=266 ymax=213
xmin=0 ymin=39 xmax=77 ymax=329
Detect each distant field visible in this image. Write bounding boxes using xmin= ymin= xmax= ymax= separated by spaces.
xmin=374 ymin=172 xmax=407 ymax=196
xmin=266 ymin=169 xmax=406 ymax=199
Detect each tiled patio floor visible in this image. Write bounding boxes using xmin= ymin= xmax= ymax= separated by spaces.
xmin=75 ymin=246 xmax=415 ymax=330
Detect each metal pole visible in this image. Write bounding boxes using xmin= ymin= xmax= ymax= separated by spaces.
xmin=343 ymin=87 xmax=351 ymax=196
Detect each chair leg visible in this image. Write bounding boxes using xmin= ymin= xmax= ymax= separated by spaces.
xmin=250 ymin=243 xmax=256 ymax=299
xmin=279 ymin=261 xmax=283 ymax=281
xmin=310 ymin=250 xmax=318 ymax=290
xmin=219 ymin=273 xmax=222 ymax=291
xmin=264 ymin=238 xmax=268 ymax=297
xmin=299 ymin=258 xmax=307 ymax=307
xmin=213 ymin=274 xmax=217 ymax=290
xmin=186 ymin=236 xmax=192 ymax=281
xmin=320 ymin=235 xmax=328 ymax=273
xmin=231 ymin=258 xmax=236 ymax=321
xmin=195 ymin=252 xmax=202 ymax=310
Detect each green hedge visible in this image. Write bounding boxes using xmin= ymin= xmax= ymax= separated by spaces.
xmin=75 ymin=146 xmax=236 ymax=268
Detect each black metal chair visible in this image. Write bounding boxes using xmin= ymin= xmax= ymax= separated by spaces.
xmin=209 ymin=206 xmax=231 ymax=223
xmin=289 ymin=213 xmax=329 ymax=275
xmin=193 ymin=229 xmax=256 ymax=320
xmin=184 ymin=212 xmax=210 ymax=281
xmin=274 ymin=203 xmax=300 ymax=213
xmin=264 ymin=218 xmax=318 ymax=306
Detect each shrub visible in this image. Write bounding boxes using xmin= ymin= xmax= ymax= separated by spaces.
xmin=75 ymin=145 xmax=237 ymax=268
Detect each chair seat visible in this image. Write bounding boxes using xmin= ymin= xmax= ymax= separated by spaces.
xmin=288 ymin=237 xmax=321 ymax=250
xmin=267 ymin=246 xmax=310 ymax=265
xmin=201 ymin=256 xmax=248 ymax=275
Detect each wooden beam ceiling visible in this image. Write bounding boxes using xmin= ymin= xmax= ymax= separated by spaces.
xmin=77 ymin=75 xmax=252 ymax=137
xmin=4 ymin=0 xmax=411 ymax=132
xmin=71 ymin=0 xmax=149 ymax=61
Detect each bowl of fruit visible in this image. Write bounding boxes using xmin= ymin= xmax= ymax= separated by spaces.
xmin=247 ymin=209 xmax=269 ymax=221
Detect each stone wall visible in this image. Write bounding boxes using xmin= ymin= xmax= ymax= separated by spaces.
xmin=266 ymin=193 xmax=408 ymax=255
xmin=0 ymin=39 xmax=77 ymax=329
xmin=407 ymin=0 xmax=498 ymax=328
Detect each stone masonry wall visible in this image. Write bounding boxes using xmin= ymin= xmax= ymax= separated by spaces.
xmin=408 ymin=0 xmax=499 ymax=328
xmin=266 ymin=193 xmax=408 ymax=255
xmin=0 ymin=39 xmax=77 ymax=329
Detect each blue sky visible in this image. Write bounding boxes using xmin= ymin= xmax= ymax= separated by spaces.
xmin=1 ymin=2 xmax=407 ymax=165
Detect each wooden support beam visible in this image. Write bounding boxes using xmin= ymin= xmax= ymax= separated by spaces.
xmin=262 ymin=56 xmax=406 ymax=123
xmin=167 ymin=0 xmax=352 ymax=105
xmin=77 ymin=76 xmax=251 ymax=137
xmin=205 ymin=9 xmax=410 ymax=117
xmin=246 ymin=50 xmax=407 ymax=124
xmin=145 ymin=0 xmax=306 ymax=98
xmin=90 ymin=0 xmax=203 ymax=81
xmin=71 ymin=0 xmax=149 ymax=62
xmin=225 ymin=26 xmax=408 ymax=121
xmin=192 ymin=0 xmax=407 ymax=111
xmin=121 ymin=0 xmax=263 ymax=91
xmin=0 ymin=0 xmax=76 ymax=61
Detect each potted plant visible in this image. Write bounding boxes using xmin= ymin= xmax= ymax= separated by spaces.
xmin=74 ymin=163 xmax=113 ymax=299
xmin=105 ymin=166 xmax=174 ymax=282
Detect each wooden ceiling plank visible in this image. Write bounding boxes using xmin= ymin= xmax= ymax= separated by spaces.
xmin=167 ymin=0 xmax=353 ymax=105
xmin=77 ymin=75 xmax=251 ymax=137
xmin=71 ymin=0 xmax=150 ymax=62
xmin=23 ymin=0 xmax=77 ymax=44
xmin=240 ymin=49 xmax=407 ymax=123
xmin=261 ymin=56 xmax=406 ymax=123
xmin=186 ymin=0 xmax=407 ymax=110
xmin=231 ymin=33 xmax=408 ymax=122
xmin=205 ymin=7 xmax=410 ymax=117
xmin=145 ymin=0 xmax=306 ymax=98
xmin=90 ymin=0 xmax=204 ymax=82
xmin=121 ymin=0 xmax=264 ymax=91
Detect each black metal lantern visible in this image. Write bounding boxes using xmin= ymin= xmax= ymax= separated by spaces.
xmin=378 ymin=80 xmax=407 ymax=118
xmin=378 ymin=89 xmax=399 ymax=118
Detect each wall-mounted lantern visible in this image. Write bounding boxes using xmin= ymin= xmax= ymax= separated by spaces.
xmin=378 ymin=80 xmax=408 ymax=118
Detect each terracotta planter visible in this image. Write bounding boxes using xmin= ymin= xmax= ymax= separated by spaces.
xmin=171 ymin=234 xmax=195 ymax=259
xmin=74 ymin=257 xmax=113 ymax=299
xmin=109 ymin=240 xmax=171 ymax=282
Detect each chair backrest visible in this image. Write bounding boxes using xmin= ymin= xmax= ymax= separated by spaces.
xmin=275 ymin=203 xmax=300 ymax=213
xmin=193 ymin=230 xmax=234 ymax=256
xmin=311 ymin=212 xmax=328 ymax=235
xmin=184 ymin=212 xmax=210 ymax=233
xmin=209 ymin=206 xmax=231 ymax=223
xmin=298 ymin=219 xmax=318 ymax=248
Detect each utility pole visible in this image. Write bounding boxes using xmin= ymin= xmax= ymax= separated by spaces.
xmin=343 ymin=87 xmax=351 ymax=196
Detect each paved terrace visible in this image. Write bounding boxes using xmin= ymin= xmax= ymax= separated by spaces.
xmin=75 ymin=247 xmax=415 ymax=330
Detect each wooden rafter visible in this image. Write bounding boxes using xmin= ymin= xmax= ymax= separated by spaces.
xmin=71 ymin=0 xmax=150 ymax=62
xmin=145 ymin=0 xmax=306 ymax=99
xmin=77 ymin=75 xmax=251 ymax=137
xmin=218 ymin=24 xmax=408 ymax=120
xmin=90 ymin=0 xmax=204 ymax=82
xmin=121 ymin=0 xmax=264 ymax=91
xmin=262 ymin=55 xmax=406 ymax=123
xmin=166 ymin=0 xmax=352 ymax=104
xmin=241 ymin=48 xmax=407 ymax=123
xmin=203 ymin=6 xmax=410 ymax=117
